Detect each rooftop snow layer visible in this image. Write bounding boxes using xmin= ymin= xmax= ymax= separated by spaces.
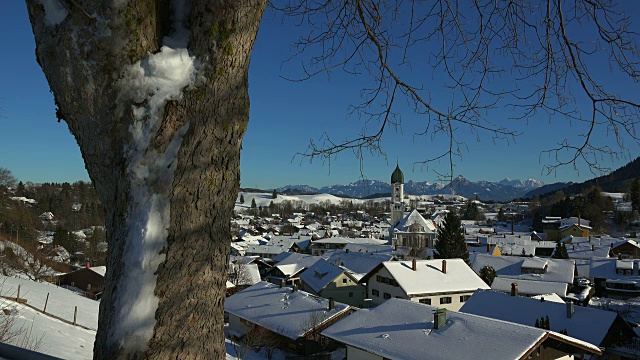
xmin=224 ymin=282 xmax=351 ymax=340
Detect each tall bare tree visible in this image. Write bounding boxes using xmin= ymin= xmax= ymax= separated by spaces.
xmin=25 ymin=0 xmax=640 ymax=359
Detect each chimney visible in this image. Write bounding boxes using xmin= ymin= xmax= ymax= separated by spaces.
xmin=566 ymin=301 xmax=574 ymax=318
xmin=442 ymin=260 xmax=447 ymax=274
xmin=328 ymin=298 xmax=335 ymax=311
xmin=592 ymin=244 xmax=595 ymax=251
xmin=280 ymin=279 xmax=285 ymax=288
xmin=85 ymin=262 xmax=90 ymax=269
xmin=394 ymin=244 xmax=398 ymax=251
xmin=511 ymin=282 xmax=518 ymax=297
xmin=346 ymin=248 xmax=350 ymax=253
xmin=486 ymin=243 xmax=491 ymax=252
xmin=433 ymin=309 xmax=447 ymax=330
xmin=412 ymin=259 xmax=417 ymax=271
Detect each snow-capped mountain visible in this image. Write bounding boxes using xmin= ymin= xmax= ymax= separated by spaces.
xmin=277 ymin=176 xmax=544 ymax=201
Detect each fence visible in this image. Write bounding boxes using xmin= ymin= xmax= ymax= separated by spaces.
xmin=0 ymin=284 xmax=95 ymax=331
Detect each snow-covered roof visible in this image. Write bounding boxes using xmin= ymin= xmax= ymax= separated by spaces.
xmin=394 ymin=209 xmax=437 ymax=233
xmin=470 ymin=253 xmax=575 ymax=284
xmin=460 ymin=290 xmax=620 ymax=347
xmin=369 ymin=259 xmax=490 ymax=296
xmin=589 ymin=258 xmax=640 ymax=280
xmin=322 ymin=298 xmax=600 ymax=360
xmin=244 ymin=244 xmax=289 ymax=255
xmin=272 ymin=253 xmax=323 ymax=276
xmin=88 ymin=266 xmax=106 ymax=277
xmin=326 ymin=250 xmax=394 ymax=281
xmin=491 ymin=277 xmax=568 ymax=297
xmin=224 ymin=282 xmax=352 ymax=340
xmin=300 ymin=259 xmax=345 ymax=293
xmin=521 ymin=257 xmax=548 ymax=270
xmin=312 ymin=237 xmax=387 ymax=245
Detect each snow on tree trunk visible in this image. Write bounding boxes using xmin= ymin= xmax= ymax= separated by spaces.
xmin=26 ymin=0 xmax=267 ymax=358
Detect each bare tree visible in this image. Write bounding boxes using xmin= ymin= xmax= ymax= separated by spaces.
xmin=24 ymin=0 xmax=640 ymax=359
xmin=0 ymin=168 xmax=17 ymax=188
xmin=231 ymin=326 xmax=282 ymax=360
xmin=282 ymin=1 xmax=640 ymax=179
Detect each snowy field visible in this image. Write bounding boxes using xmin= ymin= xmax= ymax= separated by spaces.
xmin=0 ymin=276 xmax=340 ymax=359
xmin=0 ymin=276 xmax=98 ymax=330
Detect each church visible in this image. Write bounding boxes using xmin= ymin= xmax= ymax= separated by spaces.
xmin=389 ymin=164 xmax=438 ymax=254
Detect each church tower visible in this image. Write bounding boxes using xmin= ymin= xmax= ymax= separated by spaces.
xmin=390 ymin=164 xmax=405 ymax=227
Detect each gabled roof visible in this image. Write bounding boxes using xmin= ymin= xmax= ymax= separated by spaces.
xmin=491 ymin=277 xmax=568 ymax=297
xmin=460 ymin=290 xmax=624 ymax=347
xmin=322 ymin=298 xmax=601 ymax=360
xmin=300 ymin=259 xmax=346 ymax=293
xmin=271 ymin=253 xmax=323 ymax=276
xmin=364 ymin=259 xmax=490 ymax=296
xmin=394 ymin=210 xmax=437 ymax=233
xmin=225 ymin=282 xmax=352 ymax=340
xmin=326 ymin=250 xmax=394 ymax=281
xmin=470 ymin=253 xmax=575 ymax=284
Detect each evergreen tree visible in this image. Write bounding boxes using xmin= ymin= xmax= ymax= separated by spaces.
xmin=630 ymin=178 xmax=640 ymax=212
xmin=272 ymin=189 xmax=278 ymax=199
xmin=552 ymin=240 xmax=569 ymax=259
xmin=479 ymin=265 xmax=496 ymax=286
xmin=435 ymin=211 xmax=469 ymax=263
xmin=544 ymin=315 xmax=550 ymax=330
xmin=534 ymin=319 xmax=540 ymax=328
xmin=497 ymin=208 xmax=506 ymax=222
xmin=532 ymin=210 xmax=543 ymax=233
xmin=251 ymin=198 xmax=257 ymax=208
xmin=239 ymin=194 xmax=245 ymax=204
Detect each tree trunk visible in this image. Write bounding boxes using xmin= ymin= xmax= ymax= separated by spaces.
xmin=26 ymin=0 xmax=266 ymax=358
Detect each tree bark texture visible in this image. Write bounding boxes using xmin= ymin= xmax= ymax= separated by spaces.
xmin=26 ymin=0 xmax=266 ymax=358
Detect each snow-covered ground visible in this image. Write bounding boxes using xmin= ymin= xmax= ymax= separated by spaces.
xmin=235 ymin=192 xmax=387 ymax=212
xmin=0 ymin=276 xmax=99 ymax=330
xmin=0 ymin=276 xmax=340 ymax=359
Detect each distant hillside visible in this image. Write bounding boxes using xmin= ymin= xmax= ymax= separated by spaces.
xmin=524 ymin=182 xmax=575 ymax=198
xmin=530 ymin=157 xmax=640 ymax=199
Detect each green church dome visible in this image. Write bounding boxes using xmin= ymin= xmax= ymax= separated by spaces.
xmin=391 ymin=164 xmax=404 ymax=184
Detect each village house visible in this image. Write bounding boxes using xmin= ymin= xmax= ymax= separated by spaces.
xmin=325 ymin=249 xmax=396 ymax=282
xmin=470 ymin=253 xmax=575 ymax=297
xmin=265 ymin=253 xmax=322 ymax=286
xmin=300 ymin=259 xmax=367 ymax=307
xmin=589 ymin=258 xmax=640 ymax=298
xmin=322 ymin=298 xmax=602 ymax=360
xmin=310 ymin=237 xmax=387 ymax=256
xmin=361 ymin=259 xmax=489 ymax=310
xmin=225 ymin=282 xmax=354 ymax=356
xmin=460 ymin=290 xmax=637 ymax=357
xmin=56 ymin=265 xmax=105 ymax=299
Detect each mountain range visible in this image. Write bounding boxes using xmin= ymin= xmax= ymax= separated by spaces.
xmin=277 ymin=176 xmax=545 ymax=202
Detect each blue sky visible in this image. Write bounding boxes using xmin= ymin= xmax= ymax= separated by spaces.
xmin=1 ymin=3 xmax=639 ymax=189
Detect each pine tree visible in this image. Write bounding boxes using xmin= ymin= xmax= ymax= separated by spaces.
xmin=630 ymin=178 xmax=640 ymax=212
xmin=479 ymin=265 xmax=496 ymax=286
xmin=553 ymin=240 xmax=569 ymax=259
xmin=534 ymin=319 xmax=540 ymax=328
xmin=251 ymin=198 xmax=257 ymax=208
xmin=272 ymin=189 xmax=278 ymax=199
xmin=544 ymin=315 xmax=550 ymax=330
xmin=239 ymin=194 xmax=245 ymax=204
xmin=435 ymin=211 xmax=469 ymax=263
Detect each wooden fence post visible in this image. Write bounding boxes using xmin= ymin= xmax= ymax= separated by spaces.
xmin=43 ymin=293 xmax=49 ymax=314
xmin=73 ymin=306 xmax=77 ymax=325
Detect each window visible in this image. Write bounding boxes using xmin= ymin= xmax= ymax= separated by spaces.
xmin=376 ymin=275 xmax=383 ymax=283
xmin=419 ymin=298 xmax=431 ymax=305
xmin=372 ymin=289 xmax=379 ymax=297
xmin=342 ymin=278 xmax=347 ymax=284
xmin=384 ymin=292 xmax=391 ymax=299
xmin=349 ymin=292 xmax=354 ymax=298
xmin=460 ymin=295 xmax=471 ymax=303
xmin=440 ymin=297 xmax=452 ymax=304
